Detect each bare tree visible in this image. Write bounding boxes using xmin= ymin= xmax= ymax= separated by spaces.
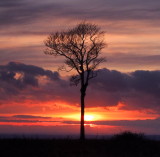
xmin=44 ymin=22 xmax=106 ymax=140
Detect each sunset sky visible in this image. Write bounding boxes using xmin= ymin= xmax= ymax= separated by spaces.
xmin=0 ymin=0 xmax=160 ymax=136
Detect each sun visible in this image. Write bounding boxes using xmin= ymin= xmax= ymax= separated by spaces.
xmin=84 ymin=115 xmax=94 ymax=121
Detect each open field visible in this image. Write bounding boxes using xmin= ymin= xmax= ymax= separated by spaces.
xmin=0 ymin=132 xmax=160 ymax=157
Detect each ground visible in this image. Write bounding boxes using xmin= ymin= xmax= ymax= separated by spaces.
xmin=0 ymin=132 xmax=160 ymax=157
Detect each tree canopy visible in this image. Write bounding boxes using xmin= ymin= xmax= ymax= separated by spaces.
xmin=44 ymin=22 xmax=106 ymax=86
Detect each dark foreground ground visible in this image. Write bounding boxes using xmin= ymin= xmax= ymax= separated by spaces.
xmin=0 ymin=132 xmax=160 ymax=157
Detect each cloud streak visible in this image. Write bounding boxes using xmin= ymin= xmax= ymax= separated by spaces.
xmin=0 ymin=115 xmax=58 ymax=123
xmin=0 ymin=0 xmax=160 ymax=28
xmin=63 ymin=118 xmax=160 ymax=129
xmin=1 ymin=114 xmax=160 ymax=132
xmin=13 ymin=115 xmax=52 ymax=119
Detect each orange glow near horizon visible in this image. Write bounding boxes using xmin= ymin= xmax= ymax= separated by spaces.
xmin=0 ymin=101 xmax=159 ymax=122
xmin=0 ymin=100 xmax=159 ymax=136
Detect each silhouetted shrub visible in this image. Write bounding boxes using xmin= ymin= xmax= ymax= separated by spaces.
xmin=112 ymin=131 xmax=145 ymax=141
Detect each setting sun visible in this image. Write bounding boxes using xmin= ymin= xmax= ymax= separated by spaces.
xmin=84 ymin=115 xmax=94 ymax=121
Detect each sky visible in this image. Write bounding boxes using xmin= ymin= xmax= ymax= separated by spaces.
xmin=0 ymin=0 xmax=160 ymax=136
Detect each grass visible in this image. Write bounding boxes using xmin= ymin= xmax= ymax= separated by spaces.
xmin=0 ymin=131 xmax=160 ymax=157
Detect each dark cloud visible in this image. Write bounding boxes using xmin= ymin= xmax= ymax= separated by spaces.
xmin=13 ymin=115 xmax=52 ymax=119
xmin=131 ymin=70 xmax=160 ymax=96
xmin=6 ymin=62 xmax=60 ymax=80
xmin=60 ymin=118 xmax=160 ymax=134
xmin=0 ymin=62 xmax=78 ymax=106
xmin=0 ymin=61 xmax=60 ymax=87
xmin=0 ymin=115 xmax=58 ymax=123
xmin=1 ymin=62 xmax=160 ymax=113
xmin=0 ymin=118 xmax=56 ymax=123
xmin=0 ymin=62 xmax=61 ymax=102
xmin=87 ymin=68 xmax=160 ymax=111
xmin=90 ymin=68 xmax=160 ymax=96
xmin=91 ymin=69 xmax=129 ymax=92
xmin=91 ymin=118 xmax=160 ymax=128
xmin=0 ymin=118 xmax=40 ymax=123
xmin=63 ymin=118 xmax=160 ymax=129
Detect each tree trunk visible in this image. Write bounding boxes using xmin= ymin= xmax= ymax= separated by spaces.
xmin=80 ymin=87 xmax=85 ymax=140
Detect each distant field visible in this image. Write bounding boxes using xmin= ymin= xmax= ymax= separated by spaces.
xmin=0 ymin=132 xmax=160 ymax=157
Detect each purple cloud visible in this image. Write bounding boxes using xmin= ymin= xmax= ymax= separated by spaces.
xmin=13 ymin=115 xmax=52 ymax=119
xmin=0 ymin=0 xmax=160 ymax=29
xmin=1 ymin=62 xmax=160 ymax=114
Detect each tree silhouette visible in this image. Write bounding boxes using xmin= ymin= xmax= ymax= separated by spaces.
xmin=44 ymin=22 xmax=106 ymax=140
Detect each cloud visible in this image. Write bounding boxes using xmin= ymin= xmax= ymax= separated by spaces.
xmin=0 ymin=115 xmax=58 ymax=123
xmin=102 ymin=52 xmax=160 ymax=72
xmin=0 ymin=1 xmax=45 ymax=27
xmin=108 ymin=53 xmax=160 ymax=67
xmin=0 ymin=119 xmax=57 ymax=123
xmin=0 ymin=62 xmax=79 ymax=107
xmin=58 ymin=118 xmax=160 ymax=134
xmin=91 ymin=68 xmax=160 ymax=96
xmin=87 ymin=68 xmax=160 ymax=111
xmin=0 ymin=0 xmax=24 ymax=7
xmin=2 ymin=113 xmax=159 ymax=131
xmin=63 ymin=118 xmax=160 ymax=129
xmin=0 ymin=0 xmax=80 ymax=29
xmin=0 ymin=62 xmax=62 ymax=105
xmin=13 ymin=115 xmax=52 ymax=119
xmin=131 ymin=70 xmax=160 ymax=95
xmin=0 ymin=118 xmax=40 ymax=123
xmin=91 ymin=118 xmax=160 ymax=128
xmin=0 ymin=0 xmax=160 ymax=29
xmin=1 ymin=62 xmax=160 ymax=114
xmin=1 ymin=114 xmax=160 ymax=135
xmin=0 ymin=61 xmax=59 ymax=85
